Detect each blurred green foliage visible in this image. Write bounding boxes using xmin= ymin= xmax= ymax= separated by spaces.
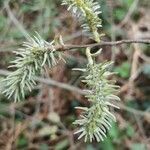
xmin=0 ymin=0 xmax=149 ymax=149
xmin=114 ymin=61 xmax=131 ymax=78
xmin=0 ymin=0 xmax=61 ymax=41
xmin=16 ymin=134 xmax=28 ymax=149
xmin=131 ymin=143 xmax=147 ymax=150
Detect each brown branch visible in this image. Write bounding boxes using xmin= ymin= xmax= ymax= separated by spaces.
xmin=61 ymin=39 xmax=150 ymax=50
xmin=1 ymin=39 xmax=149 ymax=52
xmin=0 ymin=69 xmax=150 ymax=117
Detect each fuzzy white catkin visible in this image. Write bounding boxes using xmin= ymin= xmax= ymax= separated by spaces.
xmin=1 ymin=33 xmax=64 ymax=102
xmin=62 ymin=0 xmax=102 ymax=42
xmin=62 ymin=0 xmax=120 ymax=142
xmin=73 ymin=62 xmax=120 ymax=142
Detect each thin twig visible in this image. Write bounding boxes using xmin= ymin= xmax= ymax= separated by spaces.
xmin=59 ymin=39 xmax=150 ymax=51
xmin=0 ymin=39 xmax=149 ymax=52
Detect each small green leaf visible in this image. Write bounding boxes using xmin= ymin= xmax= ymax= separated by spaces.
xmin=16 ymin=135 xmax=28 ymax=148
xmin=126 ymin=124 xmax=135 ymax=137
xmin=101 ymin=138 xmax=115 ymax=150
xmin=109 ymin=123 xmax=119 ymax=140
xmin=114 ymin=62 xmax=131 ymax=78
xmin=114 ymin=8 xmax=126 ymax=22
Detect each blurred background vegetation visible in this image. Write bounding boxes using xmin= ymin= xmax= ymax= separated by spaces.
xmin=0 ymin=0 xmax=150 ymax=149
